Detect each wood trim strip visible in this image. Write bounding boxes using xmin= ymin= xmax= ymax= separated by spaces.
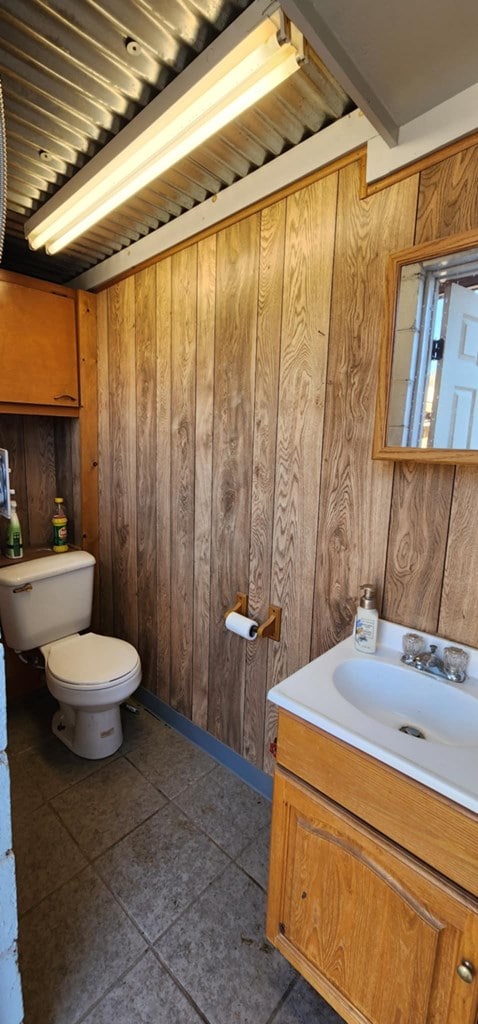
xmin=362 ymin=129 xmax=478 ymax=198
xmin=90 ymin=149 xmax=367 ymax=294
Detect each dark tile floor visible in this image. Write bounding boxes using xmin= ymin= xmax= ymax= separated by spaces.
xmin=7 ymin=690 xmax=345 ymax=1024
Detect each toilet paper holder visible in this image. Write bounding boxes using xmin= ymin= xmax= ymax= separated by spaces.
xmin=224 ymin=593 xmax=282 ymax=642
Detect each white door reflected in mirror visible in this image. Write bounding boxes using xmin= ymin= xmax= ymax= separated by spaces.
xmin=386 ymin=244 xmax=478 ymax=451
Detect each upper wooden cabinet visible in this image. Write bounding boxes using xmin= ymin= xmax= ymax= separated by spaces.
xmin=0 ymin=270 xmax=79 ymax=415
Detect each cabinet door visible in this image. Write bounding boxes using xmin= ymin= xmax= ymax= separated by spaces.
xmin=0 ymin=279 xmax=78 ymax=408
xmin=267 ymin=769 xmax=478 ymax=1024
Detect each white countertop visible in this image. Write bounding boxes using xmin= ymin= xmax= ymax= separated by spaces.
xmin=268 ymin=619 xmax=478 ymax=814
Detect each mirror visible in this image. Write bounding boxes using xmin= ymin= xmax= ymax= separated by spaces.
xmin=374 ymin=229 xmax=478 ymax=463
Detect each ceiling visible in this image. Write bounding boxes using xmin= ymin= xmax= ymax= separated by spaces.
xmin=0 ymin=0 xmax=477 ymax=286
xmin=0 ymin=0 xmax=352 ymax=284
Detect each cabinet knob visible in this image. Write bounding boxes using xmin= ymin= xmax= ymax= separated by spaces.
xmin=53 ymin=394 xmax=77 ymax=402
xmin=456 ymin=960 xmax=475 ymax=984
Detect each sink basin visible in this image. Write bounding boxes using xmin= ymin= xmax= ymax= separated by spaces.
xmin=267 ymin=619 xmax=478 ymax=812
xmin=333 ymin=658 xmax=478 ymax=746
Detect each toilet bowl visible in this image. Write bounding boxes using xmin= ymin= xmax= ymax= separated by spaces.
xmin=0 ymin=550 xmax=142 ymax=759
xmin=42 ymin=632 xmax=142 ymax=758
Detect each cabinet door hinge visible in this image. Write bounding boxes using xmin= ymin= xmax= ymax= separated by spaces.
xmin=279 ymin=921 xmax=286 ymax=935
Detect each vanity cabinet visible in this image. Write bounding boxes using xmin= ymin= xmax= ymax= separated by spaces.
xmin=0 ymin=271 xmax=79 ymax=415
xmin=267 ymin=711 xmax=478 ymax=1024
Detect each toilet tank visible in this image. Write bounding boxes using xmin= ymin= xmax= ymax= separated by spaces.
xmin=0 ymin=551 xmax=95 ymax=650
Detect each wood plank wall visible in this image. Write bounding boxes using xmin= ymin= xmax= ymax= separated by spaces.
xmin=0 ymin=415 xmax=78 ymax=550
xmin=95 ymin=143 xmax=478 ymax=773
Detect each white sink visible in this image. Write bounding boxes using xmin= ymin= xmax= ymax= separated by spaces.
xmin=267 ymin=619 xmax=478 ymax=812
xmin=333 ymin=658 xmax=478 ymax=746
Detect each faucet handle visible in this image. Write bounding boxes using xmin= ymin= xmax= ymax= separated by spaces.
xmin=401 ymin=632 xmax=425 ymax=664
xmin=444 ymin=646 xmax=469 ymax=683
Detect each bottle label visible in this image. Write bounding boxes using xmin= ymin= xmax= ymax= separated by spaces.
xmin=53 ymin=520 xmax=68 ymax=550
xmin=354 ymin=616 xmax=377 ymax=651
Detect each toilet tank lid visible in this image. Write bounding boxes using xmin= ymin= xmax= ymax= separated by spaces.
xmin=0 ymin=550 xmax=95 ymax=588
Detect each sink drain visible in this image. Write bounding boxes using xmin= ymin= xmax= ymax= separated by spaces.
xmin=399 ymin=724 xmax=426 ymax=739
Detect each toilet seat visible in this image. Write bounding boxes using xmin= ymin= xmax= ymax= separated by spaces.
xmin=46 ymin=631 xmax=140 ymax=690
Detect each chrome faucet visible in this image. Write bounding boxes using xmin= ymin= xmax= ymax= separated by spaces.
xmin=412 ymin=644 xmax=444 ymax=676
xmin=401 ymin=635 xmax=469 ymax=683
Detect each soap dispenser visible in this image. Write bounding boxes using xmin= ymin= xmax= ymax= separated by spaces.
xmin=354 ymin=584 xmax=378 ymax=653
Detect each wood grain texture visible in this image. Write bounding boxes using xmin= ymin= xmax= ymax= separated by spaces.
xmin=53 ymin=418 xmax=78 ymax=543
xmin=415 ymin=143 xmax=478 ymax=244
xmin=134 ymin=267 xmax=157 ymax=693
xmin=385 ymin=146 xmax=478 ymax=634
xmin=269 ymin=174 xmax=338 ymax=694
xmin=76 ymin=291 xmax=99 ymax=559
xmin=193 ymin=235 xmax=216 ymax=728
xmin=155 ymin=258 xmax=172 ymax=702
xmin=268 ymin=764 xmax=478 ymax=1024
xmin=277 ymin=710 xmax=478 ymax=897
xmin=382 ymin=461 xmax=454 ymax=631
xmin=312 ymin=164 xmax=418 ymax=655
xmin=96 ymin=290 xmax=114 ymax=635
xmin=170 ymin=246 xmax=197 ymax=716
xmin=89 ymin=140 xmax=478 ymax=777
xmin=244 ymin=200 xmax=285 ymax=768
xmin=107 ymin=279 xmax=138 ymax=647
xmin=23 ymin=417 xmax=56 ymax=546
xmin=208 ymin=216 xmax=259 ymax=751
xmin=439 ymin=465 xmax=478 ymax=645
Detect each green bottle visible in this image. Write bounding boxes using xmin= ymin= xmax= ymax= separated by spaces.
xmin=5 ymin=497 xmax=23 ymax=559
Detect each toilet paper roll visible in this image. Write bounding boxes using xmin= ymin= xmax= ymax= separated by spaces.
xmin=225 ymin=610 xmax=258 ymax=640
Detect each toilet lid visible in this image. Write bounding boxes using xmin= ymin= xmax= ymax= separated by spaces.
xmin=47 ymin=632 xmax=140 ymax=685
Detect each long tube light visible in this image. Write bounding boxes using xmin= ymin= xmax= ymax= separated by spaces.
xmin=25 ymin=16 xmax=302 ymax=255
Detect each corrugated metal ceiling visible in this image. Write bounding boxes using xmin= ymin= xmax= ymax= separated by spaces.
xmin=0 ymin=0 xmax=353 ymax=284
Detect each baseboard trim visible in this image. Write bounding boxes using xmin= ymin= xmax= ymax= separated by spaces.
xmin=137 ymin=687 xmax=273 ymax=801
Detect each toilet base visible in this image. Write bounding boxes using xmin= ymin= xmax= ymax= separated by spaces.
xmin=52 ymin=703 xmax=124 ymax=759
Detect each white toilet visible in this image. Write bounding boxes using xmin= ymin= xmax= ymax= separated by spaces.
xmin=0 ymin=551 xmax=141 ymax=758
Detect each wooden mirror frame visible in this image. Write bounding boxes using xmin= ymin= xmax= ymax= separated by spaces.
xmin=373 ymin=227 xmax=478 ymax=465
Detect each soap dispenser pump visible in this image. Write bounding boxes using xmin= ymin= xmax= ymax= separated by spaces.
xmin=354 ymin=583 xmax=378 ymax=653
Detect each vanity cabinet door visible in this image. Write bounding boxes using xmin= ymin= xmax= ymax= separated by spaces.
xmin=267 ymin=769 xmax=478 ymax=1024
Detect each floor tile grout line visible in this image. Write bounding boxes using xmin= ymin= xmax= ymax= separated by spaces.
xmin=73 ymin=949 xmax=150 ymax=1024
xmin=90 ymin=848 xmax=235 ymax=949
xmin=149 ymin=945 xmax=213 ymax=1024
xmin=264 ymin=975 xmax=300 ymax=1024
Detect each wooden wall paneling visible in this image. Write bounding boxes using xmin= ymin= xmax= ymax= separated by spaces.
xmin=134 ymin=267 xmax=158 ymax=693
xmin=53 ymin=418 xmax=78 ymax=544
xmin=386 ymin=146 xmax=478 ymax=636
xmin=155 ymin=258 xmax=172 ymax=703
xmin=23 ymin=417 xmax=56 ymax=546
xmin=415 ymin=143 xmax=478 ymax=244
xmin=312 ymin=163 xmax=419 ymax=654
xmin=76 ymin=291 xmax=99 ymax=561
xmin=0 ymin=416 xmax=28 ymax=549
xmin=170 ymin=246 xmax=197 ymax=717
xmin=96 ymin=290 xmax=114 ymax=635
xmin=422 ymin=144 xmax=478 ymax=644
xmin=268 ymin=173 xmax=338 ymax=692
xmin=439 ymin=466 xmax=478 ymax=646
xmin=382 ymin=461 xmax=454 ymax=630
xmin=192 ymin=235 xmax=216 ymax=729
xmin=243 ymin=200 xmax=285 ymax=769
xmin=208 ymin=216 xmax=260 ymax=752
xmin=107 ymin=279 xmax=138 ymax=647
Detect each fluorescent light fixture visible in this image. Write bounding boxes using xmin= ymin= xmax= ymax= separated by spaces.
xmin=25 ymin=14 xmax=302 ymax=255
